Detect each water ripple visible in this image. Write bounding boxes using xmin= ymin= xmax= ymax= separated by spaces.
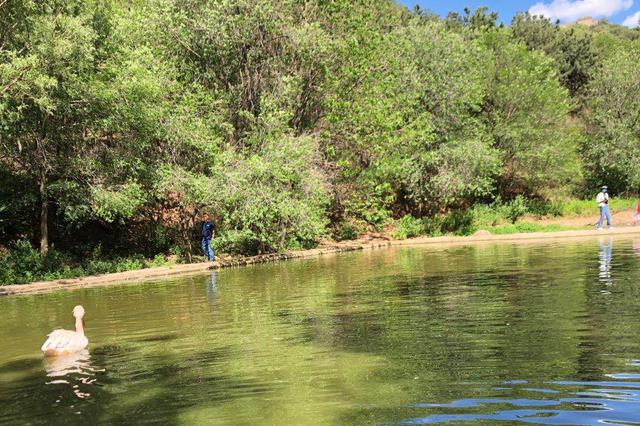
xmin=401 ymin=375 xmax=640 ymax=425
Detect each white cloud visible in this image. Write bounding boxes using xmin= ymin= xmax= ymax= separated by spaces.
xmin=622 ymin=10 xmax=640 ymax=26
xmin=529 ymin=0 xmax=633 ymax=22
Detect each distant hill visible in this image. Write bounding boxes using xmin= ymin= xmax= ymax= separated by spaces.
xmin=574 ymin=17 xmax=600 ymax=27
xmin=560 ymin=16 xmax=601 ymax=28
xmin=560 ymin=16 xmax=640 ymax=42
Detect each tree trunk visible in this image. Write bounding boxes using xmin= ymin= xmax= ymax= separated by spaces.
xmin=39 ymin=174 xmax=49 ymax=256
xmin=181 ymin=225 xmax=192 ymax=263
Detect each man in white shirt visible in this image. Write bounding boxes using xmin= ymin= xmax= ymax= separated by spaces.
xmin=596 ymin=185 xmax=612 ymax=229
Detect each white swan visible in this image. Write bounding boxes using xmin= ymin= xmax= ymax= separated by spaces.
xmin=41 ymin=305 xmax=88 ymax=356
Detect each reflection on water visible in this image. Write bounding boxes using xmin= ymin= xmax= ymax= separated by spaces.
xmin=206 ymin=270 xmax=217 ymax=304
xmin=3 ymin=238 xmax=640 ymax=424
xmin=44 ymin=349 xmax=91 ymax=378
xmin=598 ymin=236 xmax=613 ymax=285
xmin=43 ymin=350 xmax=102 ymax=400
xmin=403 ymin=367 xmax=640 ymax=424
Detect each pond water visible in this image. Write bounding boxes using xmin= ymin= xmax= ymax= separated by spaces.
xmin=2 ymin=236 xmax=640 ymax=425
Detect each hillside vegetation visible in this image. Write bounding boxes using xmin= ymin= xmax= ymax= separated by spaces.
xmin=1 ymin=2 xmax=639 ymax=282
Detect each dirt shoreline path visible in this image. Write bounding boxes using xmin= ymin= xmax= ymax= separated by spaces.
xmin=3 ymin=226 xmax=640 ymax=297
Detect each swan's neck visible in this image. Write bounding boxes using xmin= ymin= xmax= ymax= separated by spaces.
xmin=75 ymin=317 xmax=85 ymax=336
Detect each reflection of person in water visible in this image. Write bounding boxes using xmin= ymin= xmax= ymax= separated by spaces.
xmin=206 ymin=270 xmax=217 ymax=304
xmin=634 ymin=239 xmax=640 ymax=257
xmin=598 ymin=236 xmax=613 ymax=284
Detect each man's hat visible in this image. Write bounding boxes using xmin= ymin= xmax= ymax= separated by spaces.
xmin=601 ymin=185 xmax=608 ymax=189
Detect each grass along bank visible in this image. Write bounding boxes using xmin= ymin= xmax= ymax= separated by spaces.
xmin=389 ymin=197 xmax=636 ymax=240
xmin=557 ymin=198 xmax=637 ymax=217
xmin=0 ymin=241 xmax=175 ymax=285
xmin=5 ymin=226 xmax=640 ymax=297
xmin=487 ymin=223 xmax=578 ymax=235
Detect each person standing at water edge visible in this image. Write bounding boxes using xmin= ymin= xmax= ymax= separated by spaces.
xmin=596 ymin=186 xmax=612 ymax=229
xmin=201 ymin=213 xmax=215 ymax=261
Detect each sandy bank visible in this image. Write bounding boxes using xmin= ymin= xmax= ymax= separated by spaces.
xmin=3 ymin=226 xmax=640 ymax=296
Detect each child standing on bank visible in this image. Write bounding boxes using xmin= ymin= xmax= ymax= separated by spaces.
xmin=634 ymin=200 xmax=640 ymax=226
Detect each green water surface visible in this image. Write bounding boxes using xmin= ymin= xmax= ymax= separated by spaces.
xmin=2 ymin=236 xmax=640 ymax=425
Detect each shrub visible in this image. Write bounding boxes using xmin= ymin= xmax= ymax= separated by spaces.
xmin=10 ymin=239 xmax=42 ymax=278
xmin=41 ymin=249 xmax=68 ymax=273
xmin=0 ymin=241 xmax=71 ymax=284
xmin=441 ymin=210 xmax=476 ymax=236
xmin=209 ymin=134 xmax=330 ymax=254
xmin=557 ymin=199 xmax=592 ymax=216
xmin=84 ymin=259 xmax=114 ymax=276
xmin=419 ymin=210 xmax=476 ymax=237
xmin=422 ymin=216 xmax=445 ymax=237
xmin=470 ymin=204 xmax=503 ymax=228
xmin=502 ymin=195 xmax=528 ymax=223
xmin=151 ymin=254 xmax=167 ymax=267
xmin=335 ymin=223 xmax=359 ymax=242
xmin=169 ymin=245 xmax=185 ymax=259
xmin=114 ymin=256 xmax=145 ymax=272
xmin=0 ymin=240 xmax=169 ymax=285
xmin=526 ymin=199 xmax=562 ymax=217
xmin=392 ymin=215 xmax=424 ymax=240
xmin=213 ymin=229 xmax=262 ymax=256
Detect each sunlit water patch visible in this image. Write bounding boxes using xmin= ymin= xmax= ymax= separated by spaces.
xmin=401 ymin=372 xmax=640 ymax=424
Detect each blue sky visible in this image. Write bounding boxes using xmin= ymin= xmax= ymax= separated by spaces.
xmin=398 ymin=0 xmax=640 ymax=27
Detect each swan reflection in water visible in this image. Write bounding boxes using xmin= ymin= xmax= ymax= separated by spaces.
xmin=43 ymin=349 xmax=103 ymax=400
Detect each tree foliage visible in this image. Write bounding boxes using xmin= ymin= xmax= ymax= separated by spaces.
xmin=583 ymin=43 xmax=640 ymax=192
xmin=511 ymin=12 xmax=599 ymax=97
xmin=0 ymin=2 xmax=637 ymax=263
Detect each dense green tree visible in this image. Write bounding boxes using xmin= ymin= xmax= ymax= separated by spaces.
xmin=582 ymin=42 xmax=640 ymax=192
xmin=0 ymin=0 xmax=638 ymax=272
xmin=118 ymin=0 xmax=332 ymax=252
xmin=395 ymin=21 xmax=499 ymax=213
xmin=465 ymin=6 xmax=500 ymax=32
xmin=480 ymin=31 xmax=580 ymax=197
xmin=511 ymin=12 xmax=559 ymax=50
xmin=0 ymin=0 xmax=103 ymax=254
xmin=444 ymin=7 xmax=499 ymax=33
xmin=511 ymin=12 xmax=598 ymax=97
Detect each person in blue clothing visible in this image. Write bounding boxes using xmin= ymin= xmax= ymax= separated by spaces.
xmin=201 ymin=213 xmax=215 ymax=261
